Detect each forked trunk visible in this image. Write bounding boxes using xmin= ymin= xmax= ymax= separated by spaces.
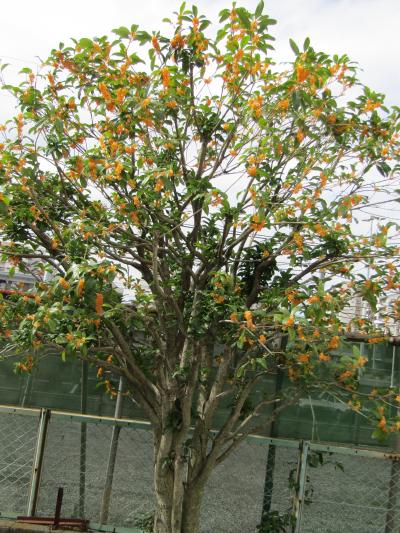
xmin=153 ymin=436 xmax=205 ymax=533
xmin=153 ymin=479 xmax=204 ymax=533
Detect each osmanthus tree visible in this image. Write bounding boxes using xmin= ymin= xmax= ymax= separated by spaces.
xmin=1 ymin=2 xmax=400 ymax=531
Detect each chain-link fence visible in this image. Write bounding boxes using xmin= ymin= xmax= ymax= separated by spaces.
xmin=2 ymin=341 xmax=400 ymax=448
xmin=1 ymin=405 xmax=400 ymax=532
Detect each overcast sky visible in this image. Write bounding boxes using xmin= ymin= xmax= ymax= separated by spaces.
xmin=0 ymin=0 xmax=399 ymax=113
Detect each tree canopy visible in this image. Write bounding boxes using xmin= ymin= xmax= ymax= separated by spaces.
xmin=1 ymin=2 xmax=400 ymax=532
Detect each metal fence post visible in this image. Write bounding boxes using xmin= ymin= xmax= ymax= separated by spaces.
xmin=292 ymin=440 xmax=309 ymax=533
xmin=260 ymin=337 xmax=287 ymax=524
xmin=27 ymin=408 xmax=51 ymax=516
xmin=79 ymin=360 xmax=88 ymax=517
xmin=385 ymin=347 xmax=400 ymax=533
xmin=99 ymin=376 xmax=125 ymax=524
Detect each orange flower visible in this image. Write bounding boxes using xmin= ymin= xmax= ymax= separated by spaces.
xmin=244 ymin=310 xmax=255 ymax=330
xmin=328 ymin=336 xmax=340 ymax=350
xmin=277 ymin=99 xmax=289 ymax=111
xmin=293 ymin=232 xmax=303 ymax=249
xmin=259 ymin=334 xmax=267 ymax=344
xmin=285 ymin=315 xmax=295 ymax=327
xmin=293 ymin=182 xmax=302 ymax=194
xmin=58 ymin=277 xmax=70 ymax=289
xmin=98 ymin=82 xmax=111 ymax=101
xmin=247 ymin=165 xmax=257 ymax=177
xmin=296 ymin=129 xmax=305 ymax=143
xmin=170 ymin=33 xmax=185 ymax=49
xmin=77 ymin=278 xmax=85 ymax=297
xmin=166 ymin=100 xmax=178 ymax=109
xmin=125 ymin=144 xmax=137 ymax=154
xmin=319 ymin=353 xmax=331 ymax=362
xmin=378 ymin=417 xmax=387 ymax=429
xmin=230 ymin=312 xmax=238 ymax=322
xmin=154 ymin=179 xmax=164 ymax=192
xmin=161 ymin=67 xmax=171 ymax=88
xmin=320 ymin=173 xmax=328 ymax=187
xmin=116 ymin=88 xmax=127 ymax=104
xmin=298 ymin=353 xmax=310 ymax=363
xmin=315 ymin=223 xmax=327 ymax=237
xmin=339 ymin=370 xmax=353 ymax=381
xmin=151 ymin=35 xmax=161 ymax=53
xmin=296 ymin=65 xmax=309 ymax=83
xmin=251 ymin=214 xmax=265 ymax=232
xmin=364 ymin=99 xmax=381 ymax=112
xmin=75 ymin=157 xmax=84 ymax=175
xmin=17 ymin=113 xmax=24 ymax=139
xmin=95 ymin=293 xmax=104 ymax=315
xmin=130 ymin=212 xmax=140 ymax=225
xmin=248 ymin=95 xmax=263 ymax=117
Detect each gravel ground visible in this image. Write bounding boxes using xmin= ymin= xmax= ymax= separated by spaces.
xmin=1 ymin=411 xmax=399 ymax=532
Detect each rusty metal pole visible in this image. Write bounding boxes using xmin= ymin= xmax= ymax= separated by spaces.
xmin=53 ymin=487 xmax=64 ymax=529
xmin=99 ymin=376 xmax=125 ymax=524
xmin=27 ymin=409 xmax=51 ymax=516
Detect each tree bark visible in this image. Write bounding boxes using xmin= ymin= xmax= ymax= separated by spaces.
xmin=153 ymin=433 xmax=174 ymax=533
xmin=153 ymin=476 xmax=205 ymax=533
xmin=181 ymin=484 xmax=204 ymax=533
xmin=153 ymin=430 xmax=207 ymax=533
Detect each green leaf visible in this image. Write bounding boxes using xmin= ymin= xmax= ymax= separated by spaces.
xmin=259 ymin=16 xmax=277 ymax=30
xmin=289 ymin=39 xmax=300 ymax=55
xmin=0 ymin=194 xmax=10 ymax=205
xmin=129 ymin=53 xmax=144 ymax=65
xmin=237 ymin=9 xmax=251 ymax=29
xmin=216 ymin=29 xmax=227 ymax=44
xmin=257 ymin=357 xmax=268 ymax=369
xmin=199 ymin=20 xmax=211 ymax=31
xmin=219 ymin=9 xmax=230 ymax=22
xmin=236 ymin=364 xmax=245 ymax=377
xmin=303 ymin=37 xmax=310 ymax=51
xmin=54 ymin=119 xmax=64 ymax=134
xmin=48 ymin=319 xmax=57 ymax=333
xmin=78 ymin=38 xmax=93 ymax=50
xmin=352 ymin=345 xmax=361 ymax=357
xmin=255 ymin=0 xmax=264 ymax=17
xmin=112 ymin=26 xmax=130 ymax=38
xmin=135 ymin=31 xmax=151 ymax=45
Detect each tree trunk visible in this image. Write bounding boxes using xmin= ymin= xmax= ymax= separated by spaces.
xmin=153 ymin=432 xmax=174 ymax=533
xmin=153 ymin=466 xmax=174 ymax=533
xmin=153 ymin=479 xmax=204 ymax=533
xmin=181 ymin=485 xmax=204 ymax=533
xmin=153 ymin=434 xmax=206 ymax=533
